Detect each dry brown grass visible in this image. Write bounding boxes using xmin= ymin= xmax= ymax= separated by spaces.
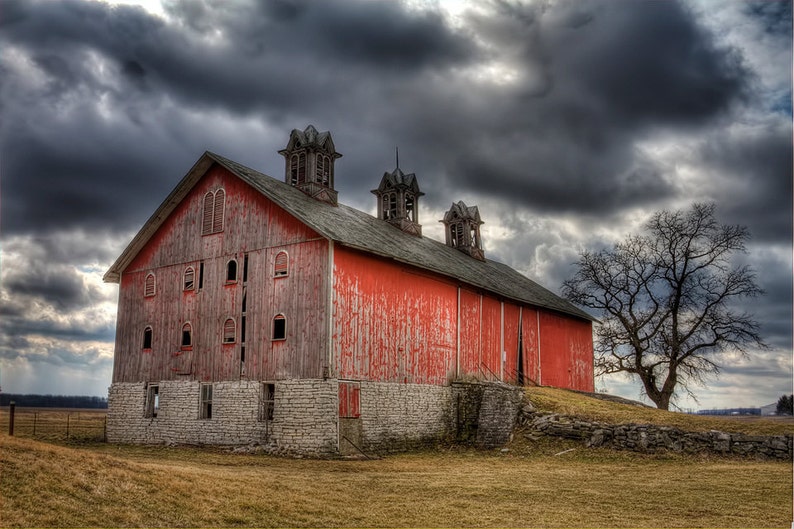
xmin=1 ymin=433 xmax=791 ymax=528
xmin=526 ymin=387 xmax=794 ymax=436
xmin=0 ymin=407 xmax=107 ymax=442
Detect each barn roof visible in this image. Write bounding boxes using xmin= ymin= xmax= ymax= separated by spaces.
xmin=105 ymin=152 xmax=595 ymax=322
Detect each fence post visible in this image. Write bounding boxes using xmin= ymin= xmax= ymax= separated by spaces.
xmin=8 ymin=401 xmax=14 ymax=436
xmin=66 ymin=413 xmax=70 ymax=439
xmin=33 ymin=412 xmax=38 ymax=436
xmin=103 ymin=416 xmax=107 ymax=442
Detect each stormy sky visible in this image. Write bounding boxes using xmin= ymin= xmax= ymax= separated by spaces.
xmin=1 ymin=0 xmax=790 ymax=411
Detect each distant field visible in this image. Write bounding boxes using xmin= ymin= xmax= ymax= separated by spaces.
xmin=0 ymin=407 xmax=106 ymax=442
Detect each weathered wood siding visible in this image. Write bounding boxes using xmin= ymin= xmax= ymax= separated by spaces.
xmin=520 ymin=307 xmax=540 ymax=385
xmin=112 ymin=164 xmax=329 ymax=383
xmin=332 ymin=245 xmax=593 ymax=391
xmin=538 ymin=312 xmax=594 ymax=391
xmin=333 ymin=247 xmax=457 ymax=384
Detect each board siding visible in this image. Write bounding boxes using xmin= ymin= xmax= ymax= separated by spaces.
xmin=113 ymin=165 xmax=329 ymax=384
xmin=538 ymin=311 xmax=594 ymax=391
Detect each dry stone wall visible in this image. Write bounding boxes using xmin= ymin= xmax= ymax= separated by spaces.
xmin=521 ymin=408 xmax=792 ymax=460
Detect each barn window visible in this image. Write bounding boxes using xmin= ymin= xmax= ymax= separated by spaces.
xmin=274 ymin=251 xmax=289 ymax=277
xmin=272 ymin=314 xmax=286 ymax=341
xmin=144 ymin=273 xmax=156 ymax=297
xmin=145 ymin=384 xmax=159 ymax=418
xmin=200 ymin=383 xmax=213 ymax=419
xmin=450 ymin=223 xmax=465 ymax=248
xmin=223 ymin=318 xmax=236 ymax=343
xmin=198 ymin=261 xmax=205 ymax=289
xmin=201 ymin=189 xmax=225 ymax=235
xmin=316 ymin=154 xmax=331 ymax=186
xmin=226 ymin=259 xmax=238 ymax=283
xmin=259 ymin=383 xmax=275 ymax=421
xmin=338 ymin=381 xmax=361 ymax=418
xmin=297 ymin=152 xmax=306 ymax=183
xmin=142 ymin=326 xmax=153 ymax=350
xmin=181 ymin=323 xmax=193 ymax=349
xmin=289 ymin=154 xmax=299 ymax=185
xmin=184 ymin=267 xmax=195 ymax=291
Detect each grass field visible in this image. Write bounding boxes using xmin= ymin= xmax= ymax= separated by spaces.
xmin=0 ymin=407 xmax=106 ymax=441
xmin=1 ymin=389 xmax=791 ymax=527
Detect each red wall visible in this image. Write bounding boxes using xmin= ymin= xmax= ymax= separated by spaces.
xmin=333 ymin=246 xmax=593 ymax=391
xmin=333 ymin=246 xmax=457 ymax=384
xmin=539 ymin=312 xmax=594 ymax=391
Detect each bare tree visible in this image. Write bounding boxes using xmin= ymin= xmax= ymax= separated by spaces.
xmin=562 ymin=203 xmax=765 ymax=410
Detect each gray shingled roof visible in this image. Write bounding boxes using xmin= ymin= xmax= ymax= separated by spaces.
xmin=210 ymin=153 xmax=594 ymax=322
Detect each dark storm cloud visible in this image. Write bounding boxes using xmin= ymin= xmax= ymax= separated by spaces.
xmin=432 ymin=0 xmax=751 ymax=215
xmin=0 ymin=0 xmax=475 ymax=237
xmin=700 ymin=123 xmax=793 ymax=243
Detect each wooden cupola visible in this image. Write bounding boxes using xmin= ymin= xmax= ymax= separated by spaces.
xmin=441 ymin=201 xmax=485 ymax=260
xmin=371 ymin=166 xmax=424 ymax=236
xmin=278 ymin=125 xmax=342 ymax=205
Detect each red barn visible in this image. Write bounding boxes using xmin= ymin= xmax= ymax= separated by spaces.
xmin=104 ymin=125 xmax=594 ymax=454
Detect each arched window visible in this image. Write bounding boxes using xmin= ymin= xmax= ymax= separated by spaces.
xmin=272 ymin=314 xmax=286 ymax=341
xmin=223 ymin=318 xmax=236 ymax=343
xmin=451 ymin=223 xmax=465 ymax=248
xmin=297 ymin=152 xmax=306 ymax=183
xmin=290 ymin=154 xmax=299 ymax=185
xmin=184 ymin=267 xmax=195 ymax=291
xmin=144 ymin=273 xmax=156 ymax=297
xmin=212 ymin=189 xmax=225 ymax=233
xmin=202 ymin=192 xmax=214 ymax=235
xmin=202 ymin=189 xmax=225 ymax=235
xmin=316 ymin=154 xmax=331 ymax=186
xmin=226 ymin=259 xmax=238 ymax=283
xmin=181 ymin=323 xmax=193 ymax=349
xmin=274 ymin=251 xmax=289 ymax=277
xmin=143 ymin=326 xmax=153 ymax=350
xmin=406 ymin=193 xmax=416 ymax=222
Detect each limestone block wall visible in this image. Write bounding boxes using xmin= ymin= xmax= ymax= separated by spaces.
xmin=107 ymin=379 xmax=338 ymax=455
xmin=358 ymin=382 xmax=455 ymax=452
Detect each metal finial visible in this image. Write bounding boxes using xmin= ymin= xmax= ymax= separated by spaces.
xmin=396 ymin=146 xmax=399 ymax=170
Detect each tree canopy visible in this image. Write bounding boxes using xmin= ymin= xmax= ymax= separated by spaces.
xmin=562 ymin=203 xmax=765 ymax=410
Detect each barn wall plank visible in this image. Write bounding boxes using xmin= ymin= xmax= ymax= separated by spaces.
xmin=113 ymin=164 xmax=328 ymax=384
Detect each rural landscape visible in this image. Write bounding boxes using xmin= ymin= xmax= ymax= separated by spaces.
xmin=2 ymin=387 xmax=791 ymax=528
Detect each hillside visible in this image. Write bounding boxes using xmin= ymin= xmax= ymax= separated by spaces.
xmin=525 ymin=387 xmax=793 ymax=436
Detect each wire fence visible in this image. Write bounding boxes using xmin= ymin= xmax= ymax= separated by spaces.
xmin=2 ymin=406 xmax=107 ymax=442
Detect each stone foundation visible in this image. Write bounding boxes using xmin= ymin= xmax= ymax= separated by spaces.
xmin=107 ymin=379 xmax=462 ymax=455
